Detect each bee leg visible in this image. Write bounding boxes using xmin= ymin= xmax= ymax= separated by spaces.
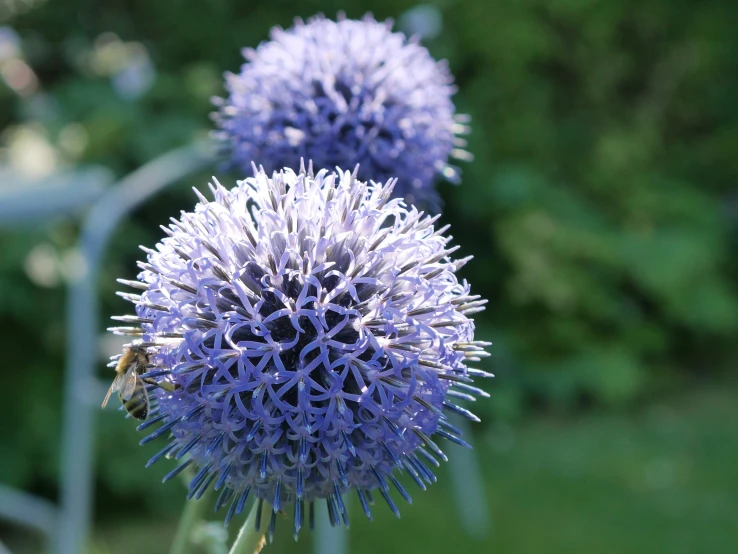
xmin=142 ymin=377 xmax=179 ymax=393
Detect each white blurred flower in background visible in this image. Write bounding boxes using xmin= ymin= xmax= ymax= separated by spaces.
xmin=0 ymin=25 xmax=37 ymax=96
xmin=0 ymin=0 xmax=47 ymax=22
xmin=24 ymin=242 xmax=60 ymax=287
xmin=399 ymin=5 xmax=444 ymax=41
xmin=1 ymin=124 xmax=58 ymax=179
xmin=88 ymin=32 xmax=156 ymax=100
xmin=0 ymin=26 xmax=20 ymax=59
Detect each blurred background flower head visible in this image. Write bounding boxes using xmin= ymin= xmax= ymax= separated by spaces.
xmin=213 ymin=13 xmax=470 ymax=212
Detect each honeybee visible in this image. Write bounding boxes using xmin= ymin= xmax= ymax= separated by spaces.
xmin=101 ymin=344 xmax=176 ymax=420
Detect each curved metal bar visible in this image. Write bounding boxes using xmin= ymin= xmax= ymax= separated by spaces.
xmin=0 ymin=166 xmax=112 ymax=226
xmin=56 ymin=142 xmax=214 ymax=554
xmin=0 ymin=485 xmax=58 ymax=539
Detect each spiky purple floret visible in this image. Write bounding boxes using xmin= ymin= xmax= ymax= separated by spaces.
xmin=112 ymin=164 xmax=490 ymax=537
xmin=212 ymin=13 xmax=471 ymax=212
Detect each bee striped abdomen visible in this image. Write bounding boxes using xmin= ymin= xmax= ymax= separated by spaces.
xmin=119 ymin=382 xmax=149 ymax=420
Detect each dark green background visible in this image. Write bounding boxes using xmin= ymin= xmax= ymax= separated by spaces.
xmin=1 ymin=0 xmax=736 ymax=552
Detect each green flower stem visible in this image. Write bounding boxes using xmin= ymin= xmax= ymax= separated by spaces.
xmin=229 ymin=500 xmax=271 ymax=554
xmin=169 ymin=489 xmax=214 ymax=554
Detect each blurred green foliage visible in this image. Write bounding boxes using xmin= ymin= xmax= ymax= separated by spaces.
xmin=10 ymin=383 xmax=733 ymax=553
xmin=0 ymin=0 xmax=736 ymax=537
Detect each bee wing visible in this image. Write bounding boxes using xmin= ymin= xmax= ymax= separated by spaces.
xmin=119 ymin=367 xmax=139 ymax=401
xmin=101 ymin=373 xmax=124 ymax=408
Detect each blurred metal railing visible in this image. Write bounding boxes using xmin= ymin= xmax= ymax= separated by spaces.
xmin=0 ymin=485 xmax=58 ymax=548
xmin=0 ymin=144 xmax=488 ymax=554
xmin=0 ymin=167 xmax=113 ymax=225
xmin=0 ymin=165 xmax=115 ymax=554
xmin=57 ymin=142 xmax=214 ymax=554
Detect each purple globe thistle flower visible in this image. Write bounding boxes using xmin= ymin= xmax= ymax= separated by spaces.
xmin=212 ymin=14 xmax=471 ymax=212
xmin=111 ymin=163 xmax=490 ymax=539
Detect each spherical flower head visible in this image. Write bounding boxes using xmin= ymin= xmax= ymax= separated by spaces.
xmin=112 ymin=164 xmax=490 ymax=538
xmin=212 ymin=13 xmax=471 ymax=212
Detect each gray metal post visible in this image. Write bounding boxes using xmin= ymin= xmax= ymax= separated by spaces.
xmin=313 ymin=504 xmax=347 ymax=554
xmin=56 ymin=142 xmax=213 ymax=554
xmin=446 ymin=417 xmax=490 ymax=537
